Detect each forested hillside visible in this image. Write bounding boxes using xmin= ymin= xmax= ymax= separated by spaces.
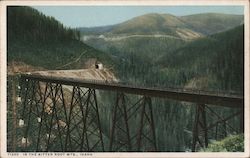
xmin=84 ymin=35 xmax=186 ymax=62
xmin=158 ymin=25 xmax=244 ymax=91
xmin=83 ymin=22 xmax=244 ymax=92
xmin=80 ymin=13 xmax=244 ymax=91
xmin=7 ymin=6 xmax=113 ymax=70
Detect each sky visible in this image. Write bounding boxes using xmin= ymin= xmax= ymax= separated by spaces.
xmin=32 ymin=6 xmax=244 ymax=28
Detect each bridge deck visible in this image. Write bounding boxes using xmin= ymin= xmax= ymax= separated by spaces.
xmin=20 ymin=73 xmax=244 ymax=108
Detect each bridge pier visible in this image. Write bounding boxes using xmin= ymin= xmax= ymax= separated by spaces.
xmin=19 ymin=79 xmax=104 ymax=151
xmin=192 ymin=104 xmax=244 ymax=151
xmin=136 ymin=96 xmax=157 ymax=151
xmin=192 ymin=104 xmax=208 ymax=152
xmin=109 ymin=94 xmax=157 ymax=151
xmin=109 ymin=92 xmax=132 ymax=151
xmin=80 ymin=88 xmax=105 ymax=151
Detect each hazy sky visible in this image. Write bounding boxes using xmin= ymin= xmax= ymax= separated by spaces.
xmin=32 ymin=6 xmax=244 ymax=28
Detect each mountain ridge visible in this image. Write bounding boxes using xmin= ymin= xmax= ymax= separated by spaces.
xmin=180 ymin=13 xmax=243 ymax=35
xmin=78 ymin=12 xmax=243 ymax=39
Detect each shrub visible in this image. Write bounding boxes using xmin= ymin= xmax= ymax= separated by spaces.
xmin=202 ymin=134 xmax=244 ymax=152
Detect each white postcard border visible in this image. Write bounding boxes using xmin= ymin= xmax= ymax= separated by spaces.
xmin=0 ymin=0 xmax=249 ymax=158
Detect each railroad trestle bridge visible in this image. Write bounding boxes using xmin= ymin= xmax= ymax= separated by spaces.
xmin=8 ymin=73 xmax=244 ymax=152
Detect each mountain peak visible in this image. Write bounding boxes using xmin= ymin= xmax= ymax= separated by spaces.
xmin=137 ymin=12 xmax=175 ymax=17
xmin=111 ymin=12 xmax=188 ymax=35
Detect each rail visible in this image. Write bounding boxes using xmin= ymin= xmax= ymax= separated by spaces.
xmin=19 ymin=73 xmax=244 ymax=108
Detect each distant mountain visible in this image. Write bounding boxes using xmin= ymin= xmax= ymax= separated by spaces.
xmin=180 ymin=13 xmax=244 ymax=35
xmin=79 ymin=13 xmax=243 ymax=40
xmin=110 ymin=13 xmax=189 ymax=35
xmin=7 ymin=6 xmax=114 ymax=70
xmin=79 ymin=13 xmax=203 ymax=40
